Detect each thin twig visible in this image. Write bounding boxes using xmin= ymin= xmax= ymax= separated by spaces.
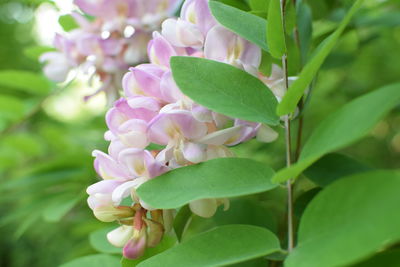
xmin=280 ymin=0 xmax=294 ymax=253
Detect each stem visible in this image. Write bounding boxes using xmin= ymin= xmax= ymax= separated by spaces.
xmin=294 ymin=98 xmax=304 ymax=161
xmin=280 ymin=0 xmax=294 ymax=253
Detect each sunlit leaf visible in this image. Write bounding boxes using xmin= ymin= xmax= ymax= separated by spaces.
xmin=171 ymin=57 xmax=279 ymax=125
xmin=285 ymin=170 xmax=400 ymax=267
xmin=138 ymin=225 xmax=281 ymax=267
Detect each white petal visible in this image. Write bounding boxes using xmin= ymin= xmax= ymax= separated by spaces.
xmin=107 ymin=225 xmax=134 ymax=248
xmin=256 ymin=125 xmax=279 ymax=143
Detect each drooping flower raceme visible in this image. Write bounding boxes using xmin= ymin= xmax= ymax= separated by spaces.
xmin=40 ymin=0 xmax=181 ymax=102
xmin=87 ymin=0 xmax=289 ymax=259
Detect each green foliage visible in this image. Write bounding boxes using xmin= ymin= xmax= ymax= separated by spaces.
xmin=171 ymin=56 xmax=279 ymax=125
xmin=266 ymin=0 xmax=286 ymax=58
xmin=138 ymin=225 xmax=281 ymax=267
xmin=1 ymin=0 xmax=400 ymax=266
xmin=273 ymin=83 xmax=400 ymax=183
xmin=137 ymin=158 xmax=276 ymax=209
xmin=42 ymin=194 xmax=83 ymax=222
xmin=285 ymin=170 xmax=400 ymax=267
xmin=277 ymin=0 xmax=364 ymax=115
xmin=0 ymin=70 xmax=52 ymax=95
xmin=209 ymin=1 xmax=269 ymax=51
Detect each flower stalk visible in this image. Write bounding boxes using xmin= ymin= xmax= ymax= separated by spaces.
xmin=280 ymin=0 xmax=294 ymax=253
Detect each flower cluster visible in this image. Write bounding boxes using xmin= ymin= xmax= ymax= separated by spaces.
xmin=40 ymin=0 xmax=181 ymax=101
xmin=87 ymin=0 xmax=287 ymax=259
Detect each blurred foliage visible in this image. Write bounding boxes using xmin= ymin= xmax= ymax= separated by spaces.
xmin=0 ymin=0 xmax=399 ymax=266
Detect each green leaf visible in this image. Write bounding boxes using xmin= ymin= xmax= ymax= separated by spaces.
xmin=266 ymin=0 xmax=286 ymax=58
xmin=42 ymin=194 xmax=82 ymax=222
xmin=59 ymin=14 xmax=79 ymax=32
xmin=296 ymin=0 xmax=313 ymax=63
xmin=0 ymin=95 xmax=26 ymax=122
xmin=352 ymin=249 xmax=400 ymax=267
xmin=304 ymin=153 xmax=371 ymax=187
xmin=276 ymin=0 xmax=364 ymax=115
xmin=60 ymin=254 xmax=120 ymax=267
xmin=171 ymin=57 xmax=279 ymax=125
xmin=0 ymin=70 xmax=52 ymax=95
xmin=285 ymin=170 xmax=400 ymax=267
xmin=249 ymin=0 xmax=269 ymax=12
xmin=138 ymin=225 xmax=281 ymax=267
xmin=24 ymin=45 xmax=55 ymax=61
xmin=273 ymin=83 xmax=400 ymax=183
xmin=137 ymin=158 xmax=277 ymax=209
xmin=173 ymin=205 xmax=192 ymax=242
xmin=89 ymin=227 xmax=122 ymax=254
xmin=209 ymin=1 xmax=269 ymax=51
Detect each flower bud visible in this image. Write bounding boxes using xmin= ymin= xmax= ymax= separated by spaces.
xmin=94 ymin=205 xmax=134 ymax=222
xmin=123 ymin=228 xmax=147 ymax=259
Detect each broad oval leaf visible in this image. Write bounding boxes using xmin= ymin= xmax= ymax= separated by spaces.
xmin=266 ymin=0 xmax=286 ymax=58
xmin=209 ymin=1 xmax=269 ymax=51
xmin=273 ymin=83 xmax=400 ymax=183
xmin=60 ymin=254 xmax=120 ymax=267
xmin=170 ymin=57 xmax=279 ymax=125
xmin=277 ymin=0 xmax=364 ymax=115
xmin=285 ymin=170 xmax=400 ymax=267
xmin=0 ymin=70 xmax=52 ymax=95
xmin=138 ymin=225 xmax=281 ymax=267
xmin=137 ymin=158 xmax=277 ymax=209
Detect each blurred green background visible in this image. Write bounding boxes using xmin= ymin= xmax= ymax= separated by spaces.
xmin=0 ymin=0 xmax=399 ymax=266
